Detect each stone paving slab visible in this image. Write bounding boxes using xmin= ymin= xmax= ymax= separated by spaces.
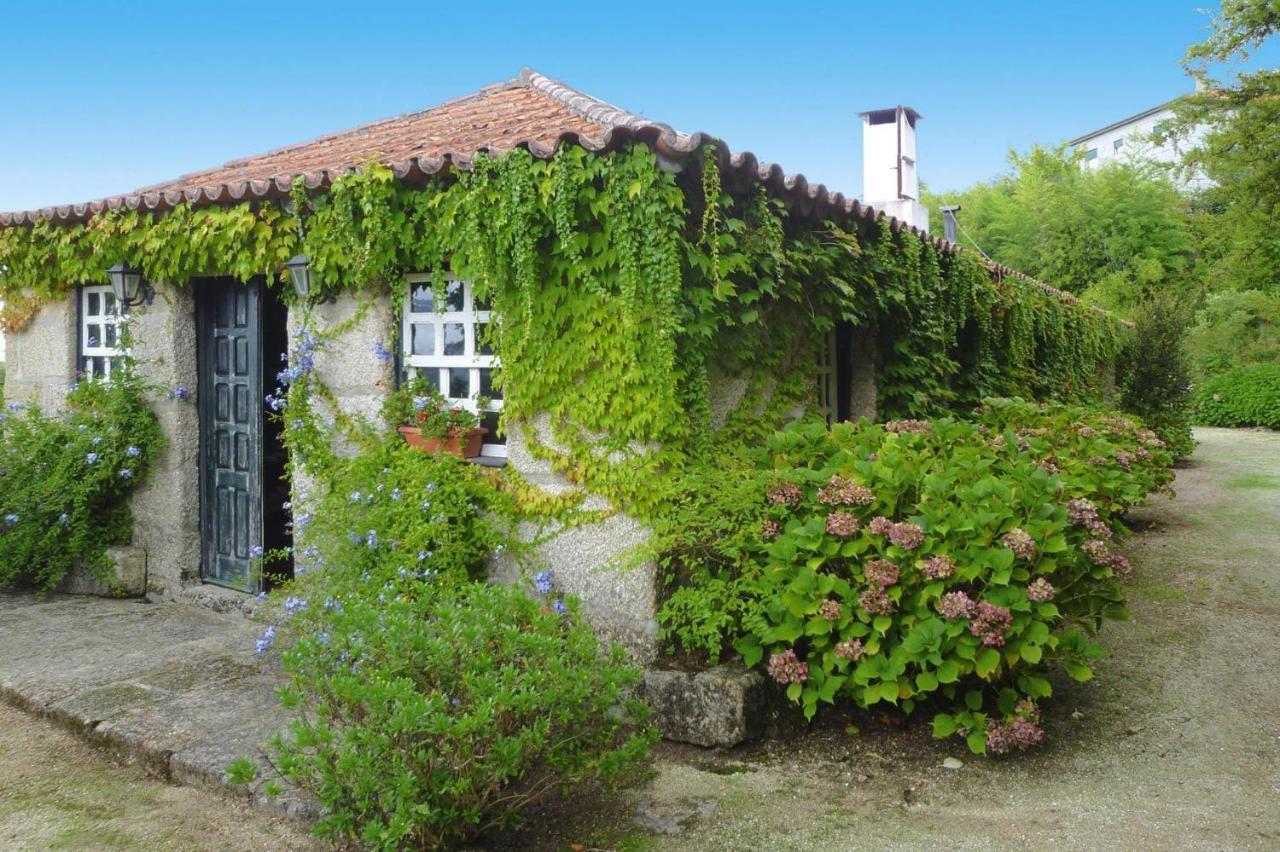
xmin=0 ymin=592 xmax=315 ymax=821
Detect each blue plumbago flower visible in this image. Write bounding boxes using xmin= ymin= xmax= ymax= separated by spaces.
xmin=125 ymin=446 xmax=141 ymax=458
xmin=295 ymin=512 xmax=312 ymax=529
xmin=412 ymin=396 xmax=430 ymax=412
xmin=118 ymin=469 xmax=133 ymax=479
xmin=249 ymin=545 xmax=264 ymax=559
xmin=375 ymin=483 xmax=385 ymax=493
xmin=390 ymin=488 xmax=402 ymax=501
xmin=284 ymin=596 xmax=307 ymax=614
xmin=168 ymin=385 xmax=191 ymax=401
xmin=86 ymin=453 xmax=99 ymax=464
xmin=256 ymin=590 xmax=268 ymax=602
xmin=494 ymin=544 xmax=505 ymax=557
xmin=3 ymin=514 xmax=19 ymax=525
xmin=365 ymin=530 xmax=379 ymax=549
xmin=552 ymin=598 xmax=568 ymax=615
xmin=316 ymin=632 xmax=331 ymax=647
xmin=420 ymin=499 xmax=432 ymax=511
xmin=91 ymin=436 xmax=102 ymax=446
xmin=323 ymin=416 xmax=335 ymax=429
xmin=87 ymin=335 xmax=99 ymax=347
xmin=347 ymin=531 xmax=363 ymax=545
xmin=349 ymin=491 xmax=363 ymax=503
xmin=426 ymin=482 xmax=437 ymax=493
xmin=534 ymin=571 xmax=553 ymax=595
xmin=57 ymin=513 xmax=69 ymax=525
xmin=373 ymin=341 xmax=393 ymax=363
xmin=417 ymin=551 xmax=428 ymax=562
xmin=6 ymin=402 xmax=24 ymax=412
xmin=282 ymin=501 xmax=292 ymax=512
xmin=254 ymin=625 xmax=277 ymax=655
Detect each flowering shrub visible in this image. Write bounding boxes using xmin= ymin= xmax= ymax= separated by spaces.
xmin=0 ymin=371 xmax=163 ymax=590
xmin=236 ymin=429 xmax=652 ymax=847
xmin=381 ymin=372 xmax=484 ymax=436
xmin=657 ymin=400 xmax=1174 ymax=755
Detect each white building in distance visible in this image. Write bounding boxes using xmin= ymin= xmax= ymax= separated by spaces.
xmin=1069 ymin=97 xmax=1211 ymax=192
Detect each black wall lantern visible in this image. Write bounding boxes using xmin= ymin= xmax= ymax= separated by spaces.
xmin=107 ymin=263 xmax=152 ymax=306
xmin=285 ymin=254 xmax=312 ymax=300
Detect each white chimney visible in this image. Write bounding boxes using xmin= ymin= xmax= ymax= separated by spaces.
xmin=859 ymin=106 xmax=929 ymax=232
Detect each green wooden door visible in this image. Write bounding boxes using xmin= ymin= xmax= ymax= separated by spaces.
xmin=198 ymin=279 xmax=263 ymax=592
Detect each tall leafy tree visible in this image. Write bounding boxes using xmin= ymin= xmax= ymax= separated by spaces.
xmin=924 ymin=146 xmax=1195 ymax=316
xmin=1173 ymin=0 xmax=1280 ymax=294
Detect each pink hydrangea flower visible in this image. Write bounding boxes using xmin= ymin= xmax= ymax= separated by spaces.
xmin=1026 ymin=577 xmax=1055 ymax=602
xmin=969 ymin=601 xmax=1013 ymax=646
xmin=767 ymin=481 xmax=803 ymax=506
xmin=834 ymin=638 xmax=865 ymax=661
xmin=766 ymin=649 xmax=808 ymax=684
xmin=1108 ymin=553 xmax=1132 ymax=576
xmin=761 ymin=518 xmax=781 ymax=541
xmin=1003 ymin=528 xmax=1035 ymax=561
xmin=885 ymin=419 xmax=932 ymax=434
xmin=868 ymin=516 xmax=894 ymax=536
xmin=816 ymin=476 xmax=875 ymax=506
xmin=921 ymin=555 xmax=954 ymax=580
xmin=938 ymin=590 xmax=975 ymax=619
xmin=889 ymin=522 xmax=925 ymax=550
xmin=1067 ymin=497 xmax=1099 ymax=526
xmin=859 ymin=587 xmax=895 ymax=616
xmin=1082 ymin=538 xmax=1111 ymax=565
xmin=864 ymin=559 xmax=900 ymax=587
xmin=818 ymin=598 xmax=842 ymax=621
xmin=826 ymin=511 xmax=861 ymax=537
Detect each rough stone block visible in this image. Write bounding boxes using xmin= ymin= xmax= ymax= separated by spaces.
xmin=57 ymin=545 xmax=147 ymax=598
xmin=643 ymin=664 xmax=767 ymax=748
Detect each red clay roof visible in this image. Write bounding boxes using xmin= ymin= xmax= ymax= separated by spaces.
xmin=0 ymin=68 xmax=1102 ymax=310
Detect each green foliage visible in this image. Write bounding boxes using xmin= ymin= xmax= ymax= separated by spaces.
xmin=0 ymin=370 xmax=163 ymax=590
xmin=1194 ymin=363 xmax=1280 ymax=428
xmin=657 ymin=400 xmax=1172 ymax=754
xmin=1173 ymin=0 xmax=1280 ymax=296
xmin=1188 ymin=287 xmax=1280 ymax=375
xmin=380 ymin=372 xmax=482 ymax=436
xmin=1117 ymin=298 xmax=1197 ymax=458
xmin=923 ymin=146 xmax=1196 ymax=314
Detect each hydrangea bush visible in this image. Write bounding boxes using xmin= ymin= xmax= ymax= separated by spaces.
xmin=0 ymin=371 xmax=163 ymax=590
xmin=658 ymin=400 xmax=1173 ymax=755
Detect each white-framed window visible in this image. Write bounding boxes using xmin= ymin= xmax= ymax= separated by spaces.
xmin=817 ymin=330 xmax=838 ymax=425
xmin=401 ymin=275 xmax=505 ymax=457
xmin=79 ymin=284 xmax=127 ymax=380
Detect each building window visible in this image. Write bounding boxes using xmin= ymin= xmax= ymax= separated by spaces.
xmin=401 ymin=275 xmax=505 ymax=457
xmin=79 ymin=284 xmax=127 ymax=380
xmin=1084 ymin=148 xmax=1098 ymax=162
xmin=816 ymin=330 xmax=838 ymax=425
xmin=1113 ymin=138 xmax=1124 ymax=151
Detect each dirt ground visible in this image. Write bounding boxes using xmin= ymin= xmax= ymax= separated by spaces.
xmin=2 ymin=427 xmax=1277 ymax=851
xmin=503 ymin=427 xmax=1280 ymax=851
xmin=0 ymin=701 xmax=318 ymax=851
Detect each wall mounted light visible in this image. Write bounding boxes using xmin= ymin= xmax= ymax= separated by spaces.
xmin=285 ymin=254 xmax=312 ymax=300
xmin=106 ymin=263 xmax=152 ymax=306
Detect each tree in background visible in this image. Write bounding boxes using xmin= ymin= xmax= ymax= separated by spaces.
xmin=1117 ymin=296 xmax=1197 ymax=458
xmin=923 ymin=146 xmax=1196 ymax=318
xmin=1173 ymin=0 xmax=1280 ymax=296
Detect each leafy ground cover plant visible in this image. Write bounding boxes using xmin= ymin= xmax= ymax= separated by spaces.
xmin=657 ymin=400 xmax=1172 ymax=756
xmin=239 ymin=437 xmax=654 ymax=849
xmin=0 ymin=371 xmax=163 ymax=590
xmin=1194 ymin=364 xmax=1280 ymax=430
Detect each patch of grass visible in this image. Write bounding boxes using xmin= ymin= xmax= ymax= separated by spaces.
xmin=1225 ymin=473 xmax=1280 ymax=490
xmin=1134 ymin=583 xmax=1190 ymax=604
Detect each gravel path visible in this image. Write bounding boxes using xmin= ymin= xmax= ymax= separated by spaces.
xmin=604 ymin=427 xmax=1280 ymax=851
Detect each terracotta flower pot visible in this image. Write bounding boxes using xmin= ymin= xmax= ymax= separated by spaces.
xmin=397 ymin=426 xmax=489 ymax=459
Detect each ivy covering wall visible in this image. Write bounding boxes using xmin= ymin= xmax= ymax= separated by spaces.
xmin=0 ymin=143 xmax=1126 ymax=515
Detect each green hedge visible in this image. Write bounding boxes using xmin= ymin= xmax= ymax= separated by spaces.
xmin=1194 ymin=364 xmax=1280 ymax=429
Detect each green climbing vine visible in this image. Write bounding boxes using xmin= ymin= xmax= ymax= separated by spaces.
xmin=0 ymin=142 xmax=1127 ymax=519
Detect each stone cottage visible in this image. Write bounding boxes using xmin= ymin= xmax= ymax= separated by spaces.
xmin=0 ymin=69 xmax=1118 ymax=670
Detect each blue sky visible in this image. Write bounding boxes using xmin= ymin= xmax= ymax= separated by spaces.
xmin=0 ymin=1 xmax=1266 ymax=211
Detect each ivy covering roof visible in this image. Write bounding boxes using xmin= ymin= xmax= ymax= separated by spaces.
xmin=0 ymin=68 xmax=1092 ymax=307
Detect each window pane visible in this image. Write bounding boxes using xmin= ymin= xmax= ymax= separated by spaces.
xmin=104 ymin=292 xmax=117 ymax=314
xmin=104 ymin=323 xmax=117 ymax=347
xmin=410 ymin=285 xmax=434 ymax=313
xmin=479 ymin=368 xmax=501 ymax=401
xmin=448 ymin=368 xmax=470 ymax=400
xmin=444 ymin=281 xmax=464 ymax=312
xmin=87 ymin=324 xmax=102 ymax=348
xmin=87 ymin=292 xmax=100 ymax=317
xmin=82 ymin=356 xmax=96 ymax=377
xmin=474 ymin=290 xmax=491 ymax=312
xmin=412 ymin=323 xmax=435 ymax=356
xmin=443 ymin=323 xmax=465 ymax=356
xmin=477 ymin=323 xmax=494 ymax=356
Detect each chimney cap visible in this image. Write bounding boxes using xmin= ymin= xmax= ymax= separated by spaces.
xmin=859 ymin=105 xmax=923 ymax=126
